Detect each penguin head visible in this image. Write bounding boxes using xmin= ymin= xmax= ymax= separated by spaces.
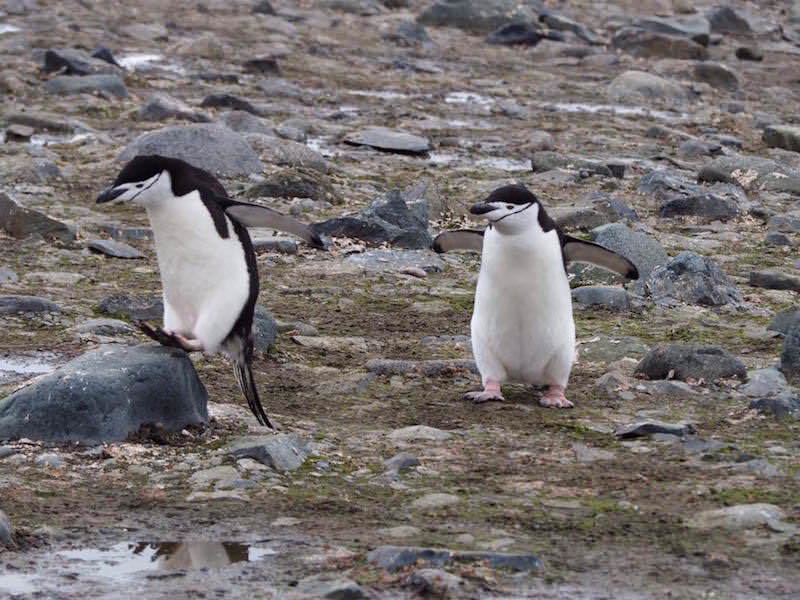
xmin=470 ymin=184 xmax=545 ymax=234
xmin=96 ymin=155 xmax=192 ymax=206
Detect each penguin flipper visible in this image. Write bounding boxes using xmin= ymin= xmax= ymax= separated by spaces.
xmin=232 ymin=354 xmax=274 ymax=429
xmin=561 ymin=235 xmax=639 ymax=280
xmin=432 ymin=229 xmax=485 ymax=253
xmin=220 ymin=198 xmax=326 ymax=249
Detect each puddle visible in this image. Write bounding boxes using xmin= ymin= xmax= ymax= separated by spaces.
xmin=0 ymin=354 xmax=57 ymax=384
xmin=347 ymin=89 xmax=410 ymax=100
xmin=476 ymin=157 xmax=532 ymax=171
xmin=0 ymin=24 xmax=22 ymax=34
xmin=0 ymin=573 xmax=37 ymax=595
xmin=445 ymin=91 xmax=495 ymax=106
xmin=543 ymin=102 xmax=685 ymax=121
xmin=56 ymin=542 xmax=276 ymax=578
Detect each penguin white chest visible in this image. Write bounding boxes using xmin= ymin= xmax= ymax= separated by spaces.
xmin=471 ymin=228 xmax=576 ymax=386
xmin=146 ymin=193 xmax=250 ymax=348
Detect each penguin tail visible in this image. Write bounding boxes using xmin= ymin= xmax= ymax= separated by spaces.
xmin=232 ymin=352 xmax=274 ymax=429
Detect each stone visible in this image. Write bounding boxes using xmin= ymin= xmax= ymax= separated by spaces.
xmin=314 ymin=190 xmax=431 ymax=248
xmin=248 ymin=135 xmax=328 ymax=173
xmin=589 ymin=223 xmax=669 ymax=280
xmin=225 ymin=434 xmax=311 ymax=472
xmin=219 ymin=110 xmax=275 ymax=136
xmin=417 ymin=0 xmax=543 ymax=35
xmin=389 ymin=425 xmax=452 ymax=441
xmin=611 ymin=28 xmax=708 ymax=60
xmin=0 ymin=268 xmax=18 ymax=283
xmin=295 ymin=576 xmax=365 ymax=600
xmin=44 ymin=74 xmax=128 ymax=97
xmin=735 ymin=46 xmax=763 ymax=61
xmin=404 ymin=569 xmax=464 ymax=596
xmin=253 ymin=0 xmax=275 ymax=14
xmin=0 ymin=345 xmax=208 ymax=443
xmin=750 ymin=396 xmax=800 ymax=418
xmin=97 ymin=293 xmax=163 ymax=321
xmin=782 ymin=319 xmax=800 ymax=382
xmin=138 ymin=94 xmax=210 ymax=123
xmin=344 ymin=127 xmax=430 ymax=154
xmin=0 ymin=295 xmax=61 ymax=314
xmin=531 ymin=151 xmax=614 ymax=178
xmin=767 ymin=308 xmax=800 ymax=336
xmin=644 ymin=251 xmax=741 ymax=307
xmin=385 ymin=20 xmax=433 ymax=46
xmin=763 ymin=125 xmax=800 ymax=153
xmin=749 ymin=270 xmax=800 ymax=292
xmin=633 ymin=15 xmax=710 ymax=45
xmin=615 ymin=420 xmax=696 ymax=439
xmin=200 ymin=93 xmax=260 ymax=115
xmin=572 ymin=442 xmax=615 ymax=463
xmin=72 ymin=318 xmax=134 ymax=336
xmin=253 ymin=306 xmax=277 ymax=352
xmin=739 ymin=368 xmax=792 ymax=398
xmin=91 ymin=45 xmax=121 ymax=67
xmin=0 ymin=510 xmax=13 ymax=547
xmin=539 ymin=11 xmax=602 ymax=45
xmin=658 ymin=193 xmax=739 ymax=220
xmin=42 ymin=48 xmax=120 ymax=76
xmin=607 ymin=70 xmax=689 ymax=110
xmin=676 ymin=139 xmax=722 ymax=160
xmin=88 ymin=239 xmax=144 ymax=259
xmin=768 ymin=213 xmax=800 ymax=233
xmin=487 ymin=22 xmax=544 ymax=46
xmin=243 ymin=55 xmax=281 ymax=76
xmin=384 ymin=452 xmax=420 ymax=472
xmin=687 ymin=504 xmax=786 ymax=530
xmin=368 ymin=545 xmax=541 ymax=572
xmin=693 ymin=62 xmax=739 ymax=91
xmin=572 ymin=286 xmax=631 ymax=311
xmin=35 ymin=452 xmax=64 ymax=467
xmin=635 ymin=344 xmax=746 ymax=381
xmin=0 ymin=192 xmax=75 ymax=242
xmin=245 ymin=168 xmax=341 ymax=204
xmin=6 ymin=123 xmax=34 ymax=140
xmin=189 ymin=466 xmax=239 ymax=487
xmin=379 ymin=525 xmax=420 ymax=538
xmin=367 ymin=359 xmax=477 ymax=376
xmin=291 ymin=336 xmax=367 ymax=352
xmin=766 ymin=232 xmax=793 ymax=247
xmin=119 ymin=124 xmax=262 ymax=177
xmin=698 ymin=156 xmax=800 ymax=195
xmin=275 ymin=122 xmax=305 ymax=142
xmin=705 ymin=6 xmax=752 ymax=35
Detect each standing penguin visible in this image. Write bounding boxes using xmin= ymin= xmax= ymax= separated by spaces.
xmin=96 ymin=155 xmax=325 ymax=428
xmin=433 ymin=184 xmax=638 ymax=408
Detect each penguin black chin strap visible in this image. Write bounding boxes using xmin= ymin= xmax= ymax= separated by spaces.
xmin=489 ymin=202 xmax=534 ymax=228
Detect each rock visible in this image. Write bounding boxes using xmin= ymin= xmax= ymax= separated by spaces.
xmin=35 ymin=452 xmax=64 ymax=468
xmin=389 ymin=425 xmax=452 ymax=441
xmin=766 ymin=232 xmax=793 ymax=247
xmin=44 ymin=74 xmax=128 ymax=97
xmin=768 ymin=213 xmax=800 ymax=233
xmin=225 ymin=434 xmax=311 ymax=472
xmin=219 ymin=110 xmax=275 ymax=136
xmin=384 ymin=452 xmax=420 ymax=472
xmin=611 ymin=28 xmax=708 ymax=60
xmin=0 ymin=345 xmax=208 ymax=443
xmin=295 ymin=576 xmax=365 ymax=600
xmin=607 ymin=70 xmax=689 ymax=110
xmin=735 ymin=46 xmax=762 ymax=61
xmin=404 ymin=569 xmax=464 ymax=596
xmin=253 ymin=0 xmax=275 ymax=14
xmin=782 ymin=320 xmax=800 ymax=382
xmin=252 ymin=237 xmax=298 ymax=254
xmin=0 ymin=295 xmax=61 ymax=314
xmin=72 ymin=318 xmax=134 ymax=336
xmin=0 ymin=192 xmax=75 ymax=241
xmin=763 ymin=125 xmax=800 ymax=153
xmin=243 ymin=56 xmax=281 ymax=75
xmin=384 ymin=20 xmax=433 ymax=46
xmin=644 ymin=251 xmax=741 ymax=307
xmin=0 ymin=510 xmax=13 ymax=547
xmin=749 ymin=270 xmax=800 ymax=292
xmin=253 ymin=306 xmax=277 ymax=352
xmin=687 ymin=504 xmax=786 ymax=530
xmin=693 ymin=62 xmax=739 ymax=91
xmin=200 ymin=93 xmax=260 ymax=115
xmin=412 ymin=492 xmax=460 ymax=510
xmin=539 ymin=11 xmax=603 ymax=45
xmin=644 ymin=170 xmax=743 ymax=217
xmin=138 ymin=94 xmax=210 ymax=123
xmin=189 ymin=465 xmax=240 ymax=487
xmin=487 ymin=21 xmax=544 ymax=45
xmin=367 ymin=358 xmax=477 ymax=376
xmin=698 ymin=156 xmax=800 ymax=195
xmin=5 ymin=123 xmax=34 ymax=140
xmin=42 ymin=48 xmax=120 ymax=76
xmin=88 ymin=239 xmax=144 ymax=259
xmin=119 ymin=124 xmax=262 ymax=176
xmin=676 ymin=139 xmax=722 ymax=160
xmin=275 ymin=122 xmax=305 ymax=142
xmin=589 ymin=223 xmax=669 ymax=280
xmin=97 ymin=293 xmax=163 ymax=321
xmin=553 ymin=192 xmax=638 ymax=231
xmin=531 ymin=151 xmax=614 ymax=178
xmin=0 ymin=268 xmax=18 ymax=284
xmin=248 ymin=135 xmax=328 ymax=173
xmin=344 ymin=126 xmax=430 ymax=154
xmin=379 ymin=525 xmax=420 ymax=538
xmin=417 ymin=0 xmax=542 ymax=35
xmin=658 ymin=192 xmax=739 ymax=220
xmin=635 ymin=344 xmax=746 ymax=381
xmin=91 ymin=45 xmax=121 ymax=67
xmin=705 ymin=6 xmax=752 ymax=35
xmin=291 ymin=336 xmax=367 ymax=352
xmin=767 ymin=308 xmax=800 ymax=336
xmin=12 ymin=157 xmax=62 ymax=183
xmin=315 ymin=190 xmax=431 ymax=248
xmin=572 ymin=442 xmax=615 ymax=463
xmin=368 ymin=545 xmax=541 ymax=572
xmin=572 ymin=286 xmax=631 ymax=311
xmin=633 ymin=15 xmax=710 ymax=45
xmin=245 ymin=168 xmax=341 ymax=204
xmin=750 ymin=395 xmax=800 ymax=418
xmin=615 ymin=420 xmax=696 ymax=439
xmin=739 ymin=368 xmax=792 ymax=398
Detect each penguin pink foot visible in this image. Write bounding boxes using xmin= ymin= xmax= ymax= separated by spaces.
xmin=463 ymin=379 xmax=505 ymax=403
xmin=539 ymin=385 xmax=573 ymax=409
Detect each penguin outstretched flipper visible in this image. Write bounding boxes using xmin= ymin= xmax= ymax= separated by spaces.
xmin=432 ymin=229 xmax=485 ymax=253
xmin=561 ymin=235 xmax=639 ymax=280
xmin=219 ymin=198 xmax=326 ymax=250
xmin=231 ymin=342 xmax=274 ymax=429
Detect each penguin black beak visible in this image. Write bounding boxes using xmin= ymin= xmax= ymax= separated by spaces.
xmin=470 ymin=202 xmax=498 ymax=215
xmin=96 ymin=187 xmax=126 ymax=204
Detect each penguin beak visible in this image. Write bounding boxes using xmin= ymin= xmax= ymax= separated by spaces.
xmin=470 ymin=202 xmax=498 ymax=215
xmin=96 ymin=187 xmax=126 ymax=204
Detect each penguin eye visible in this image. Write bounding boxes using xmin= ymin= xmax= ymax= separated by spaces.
xmin=135 ymin=183 xmax=144 ymax=188
xmin=506 ymin=205 xmax=514 ymax=210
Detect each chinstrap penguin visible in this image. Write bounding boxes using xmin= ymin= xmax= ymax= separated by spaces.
xmin=433 ymin=184 xmax=638 ymax=408
xmin=96 ymin=155 xmax=325 ymax=428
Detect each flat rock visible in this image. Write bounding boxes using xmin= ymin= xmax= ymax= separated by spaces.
xmin=698 ymin=155 xmax=800 ymax=195
xmin=412 ymin=493 xmax=460 ymax=509
xmin=219 ymin=110 xmax=275 ymax=136
xmin=487 ymin=21 xmax=545 ymax=46
xmin=531 ymin=151 xmax=614 ymax=178
xmin=72 ymin=318 xmax=134 ymax=336
xmin=389 ymin=425 xmax=453 ymax=441
xmin=633 ymin=15 xmax=710 ymax=45
xmin=640 ymin=170 xmax=743 ymax=221
xmin=572 ymin=286 xmax=631 ymax=311
xmin=346 ymin=250 xmax=444 ymax=274
xmin=384 ymin=452 xmax=420 ymax=472
xmin=607 ymin=70 xmax=689 ymax=109
xmin=749 ymin=270 xmax=800 ymax=292
xmin=635 ymin=344 xmax=746 ymax=381
xmin=0 ymin=344 xmax=208 ymax=443
xmin=88 ymin=239 xmax=144 ymax=259
xmin=247 ymin=134 xmax=328 ymax=173
xmin=739 ymin=368 xmax=791 ymax=398
xmin=767 ymin=308 xmax=800 ymax=336
xmin=44 ymin=74 xmax=128 ymax=97
xmin=138 ymin=93 xmax=210 ymax=123
xmin=615 ymin=420 xmax=696 ymax=439
xmin=225 ymin=434 xmax=311 ymax=472
xmin=687 ymin=504 xmax=786 ymax=530
xmin=0 ymin=295 xmax=61 ymax=314
xmin=189 ymin=466 xmax=239 ymax=487
xmin=0 ymin=268 xmax=18 ymax=283
xmin=694 ymin=62 xmax=739 ymax=91
xmin=291 ymin=335 xmax=367 ymax=353
xmin=97 ymin=293 xmax=163 ymax=321
xmin=644 ymin=251 xmax=741 ymax=306
xmin=750 ymin=395 xmax=800 ymax=418
xmin=119 ymin=124 xmax=262 ymax=176
xmin=379 ymin=525 xmax=420 ymax=538
xmin=589 ymin=223 xmax=669 ymax=280
xmin=611 ymin=28 xmax=708 ymax=60
xmin=344 ymin=126 xmax=430 ymax=154
xmin=417 ymin=0 xmax=542 ymax=34
xmin=245 ymin=168 xmax=341 ymax=204
xmin=763 ymin=125 xmax=800 ymax=153
xmin=200 ymin=93 xmax=260 ymax=115
xmin=42 ymin=48 xmax=121 ymax=76
xmin=368 ymin=545 xmax=542 ymax=572
xmin=0 ymin=192 xmax=75 ymax=241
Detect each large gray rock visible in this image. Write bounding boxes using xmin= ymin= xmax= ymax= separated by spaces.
xmin=749 ymin=270 xmax=800 ymax=292
xmin=783 ymin=319 xmax=800 ymax=383
xmin=611 ymin=28 xmax=708 ymax=60
xmin=639 ymin=171 xmax=743 ymax=221
xmin=739 ymin=368 xmax=793 ymax=399
xmin=0 ymin=345 xmax=208 ymax=443
xmin=531 ymin=151 xmax=614 ymax=178
xmin=246 ymin=134 xmax=328 ymax=173
xmin=344 ymin=127 xmax=430 ymax=154
xmin=693 ymin=62 xmax=739 ymax=91
xmin=0 ymin=192 xmax=75 ymax=242
xmin=0 ymin=295 xmax=61 ymax=314
xmin=633 ymin=15 xmax=710 ymax=45
xmin=644 ymin=251 xmax=741 ymax=306
xmin=607 ymin=70 xmax=689 ymax=110
xmin=767 ymin=308 xmax=800 ymax=336
xmin=219 ymin=110 xmax=275 ymax=136
xmin=138 ymin=93 xmax=210 ymax=123
xmin=245 ymin=168 xmax=341 ymax=204
xmin=119 ymin=124 xmax=263 ymax=176
xmin=43 ymin=48 xmax=121 ymax=76
xmin=687 ymin=504 xmax=786 ymax=531
xmin=97 ymin=293 xmax=163 ymax=321
xmin=635 ymin=344 xmax=746 ymax=382
xmin=589 ymin=223 xmax=669 ymax=280
xmin=763 ymin=125 xmax=800 ymax=153
xmin=225 ymin=434 xmax=311 ymax=472
xmin=346 ymin=250 xmax=444 ymax=274
xmin=705 ymin=6 xmax=752 ymax=35
xmin=572 ymin=286 xmax=631 ymax=311
xmin=417 ymin=0 xmax=543 ymax=34
xmin=698 ymin=156 xmax=800 ymax=195
xmin=44 ymin=74 xmax=128 ymax=98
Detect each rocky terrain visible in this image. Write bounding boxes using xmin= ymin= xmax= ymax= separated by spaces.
xmin=1 ymin=0 xmax=800 ymax=597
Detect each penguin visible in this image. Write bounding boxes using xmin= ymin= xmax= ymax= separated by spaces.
xmin=96 ymin=154 xmax=325 ymax=428
xmin=433 ymin=184 xmax=638 ymax=408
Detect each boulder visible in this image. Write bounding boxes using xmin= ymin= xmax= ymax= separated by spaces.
xmin=644 ymin=251 xmax=741 ymax=306
xmin=635 ymin=344 xmax=746 ymax=381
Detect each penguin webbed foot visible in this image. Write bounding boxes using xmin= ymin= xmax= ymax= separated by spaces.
xmin=464 ymin=380 xmax=505 ymax=404
xmin=539 ymin=385 xmax=574 ymax=409
xmin=136 ymin=321 xmax=203 ymax=353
